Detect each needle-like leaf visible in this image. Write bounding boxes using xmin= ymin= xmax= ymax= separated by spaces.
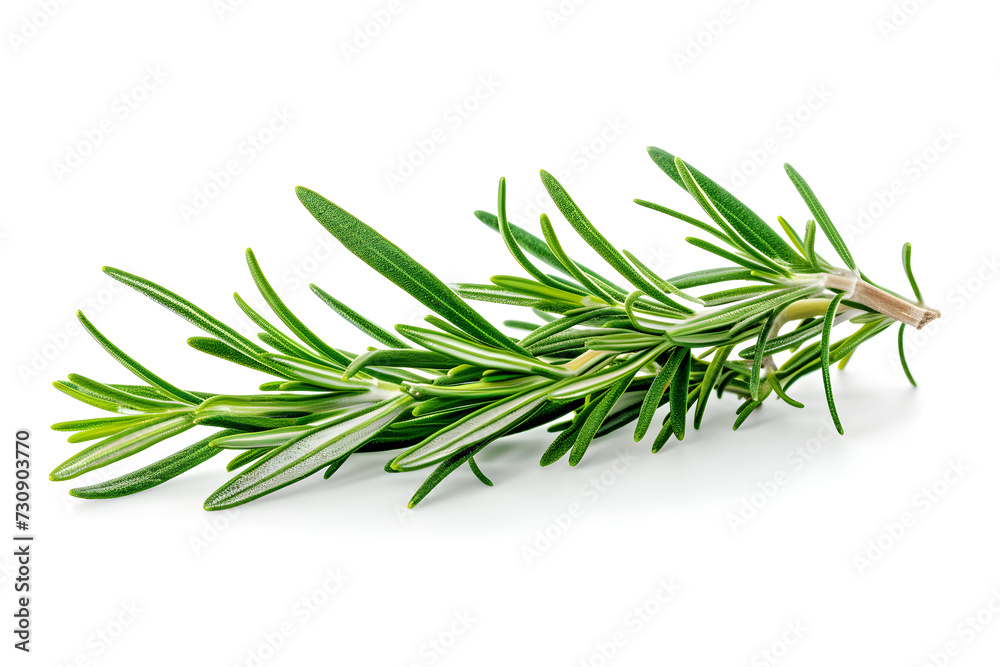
xmin=821 ymin=293 xmax=846 ymax=434
xmin=204 ymin=395 xmax=413 ymax=510
xmin=296 ymin=186 xmax=528 ymax=355
xmin=310 ymin=284 xmax=410 ymax=349
xmin=104 ymin=266 xmax=265 ymax=357
xmin=783 ymin=164 xmax=856 ymax=270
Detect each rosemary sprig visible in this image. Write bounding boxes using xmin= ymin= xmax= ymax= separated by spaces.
xmin=51 ymin=148 xmax=940 ymax=510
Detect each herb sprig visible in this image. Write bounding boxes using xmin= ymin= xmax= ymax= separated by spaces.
xmin=50 ymin=148 xmax=940 ymax=510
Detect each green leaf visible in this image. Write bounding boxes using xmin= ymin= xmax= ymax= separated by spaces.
xmin=64 ymin=373 xmax=188 ymax=413
xmin=900 ymin=242 xmax=924 ymax=303
xmin=733 ymin=397 xmax=762 ymax=430
xmin=548 ymin=343 xmax=669 ymax=401
xmin=195 ymin=414 xmax=298 ymax=430
xmin=228 ymin=448 xmax=271 ymax=472
xmin=820 ymin=293 xmax=846 ymax=434
xmin=803 ymin=220 xmax=820 ymax=269
xmin=750 ymin=309 xmax=779 ymax=401
xmin=474 ymin=210 xmax=625 ymax=292
xmin=568 ymin=374 xmax=636 ymax=466
xmin=647 ymin=147 xmax=801 ymax=263
xmin=620 ymin=250 xmax=703 ymax=306
xmin=672 ymin=285 xmax=819 ymax=336
xmin=669 ymin=349 xmax=692 ymax=440
xmin=52 ymin=380 xmax=130 ymax=414
xmin=52 ymin=415 xmax=143 ymax=432
xmin=540 ymin=396 xmax=607 ymax=466
xmin=76 ymin=312 xmax=202 ymax=405
xmin=738 ymin=316 xmax=824 ymax=359
xmin=504 ymin=319 xmax=541 ymax=331
xmin=674 ymin=158 xmax=792 ymax=274
xmin=406 ymin=442 xmax=489 ymax=508
xmin=322 ymin=455 xmax=350 ymax=479
xmin=633 ymin=198 xmax=736 ymax=248
xmin=204 ymin=395 xmax=413 ymax=510
xmin=344 ymin=348 xmax=453 ymax=379
xmin=210 ymin=424 xmax=314 ymax=449
xmin=668 ymin=267 xmax=760 ymax=289
xmin=652 ymin=385 xmax=698 ymax=452
xmin=104 ymin=266 xmax=265 ymax=357
xmin=296 ymin=186 xmax=527 ymax=355
xmin=898 ymin=323 xmax=917 ymax=387
xmin=69 ymin=430 xmax=237 ymax=499
xmin=776 ymin=216 xmax=807 ymax=258
xmin=490 ymin=275 xmax=592 ymax=304
xmin=685 ymin=237 xmax=777 ymax=275
xmin=633 ymin=349 xmax=682 ymax=441
xmin=766 ymin=374 xmax=804 ymax=408
xmin=65 ymin=416 xmax=161 ymax=444
xmin=450 ymin=282 xmax=574 ymax=310
xmin=698 ymin=284 xmax=781 ymax=307
xmin=519 ymin=307 xmax=615 ymax=347
xmin=310 ymin=284 xmax=410 ymax=349
xmin=260 ymin=353 xmax=380 ymax=390
xmin=783 ymin=164 xmax=856 ymax=270
xmin=694 ymin=345 xmax=731 ymax=428
xmin=233 ymin=293 xmax=331 ymax=368
xmin=396 ymin=324 xmax=572 ymax=379
xmin=496 ymin=177 xmax=579 ymax=293
xmin=50 ymin=414 xmax=195 ymax=481
xmin=187 ymin=336 xmax=283 ymax=377
xmin=538 ymin=213 xmax=620 ymax=302
xmin=245 ymin=249 xmax=353 ymax=367
xmin=392 ymin=387 xmax=550 ymax=470
xmin=197 ymin=391 xmax=375 ymax=420
xmin=467 ymin=457 xmax=493 ymax=486
xmin=541 ymin=170 xmax=694 ymax=310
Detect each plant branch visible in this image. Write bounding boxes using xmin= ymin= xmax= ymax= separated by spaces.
xmin=823 ymin=272 xmax=940 ymax=329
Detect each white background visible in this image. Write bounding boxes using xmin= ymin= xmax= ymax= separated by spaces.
xmin=3 ymin=0 xmax=999 ymax=665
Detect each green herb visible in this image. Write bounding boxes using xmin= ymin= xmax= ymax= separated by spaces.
xmin=51 ymin=149 xmax=940 ymax=510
